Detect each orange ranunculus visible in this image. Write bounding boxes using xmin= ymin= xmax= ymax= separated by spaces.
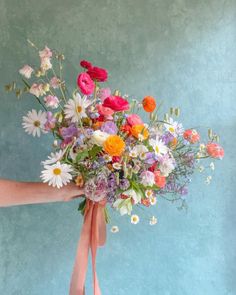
xmin=103 ymin=135 xmax=125 ymax=156
xmin=131 ymin=124 xmax=149 ymax=140
xmin=170 ymin=137 xmax=178 ymax=149
xmin=142 ymin=96 xmax=156 ymax=112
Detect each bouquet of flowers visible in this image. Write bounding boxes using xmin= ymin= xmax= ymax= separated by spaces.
xmin=6 ymin=41 xmax=224 ymax=295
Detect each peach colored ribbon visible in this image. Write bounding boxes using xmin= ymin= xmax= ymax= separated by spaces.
xmin=69 ymin=199 xmax=107 ymax=295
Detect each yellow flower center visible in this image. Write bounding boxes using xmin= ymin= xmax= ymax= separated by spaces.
xmin=53 ymin=168 xmax=62 ymax=175
xmin=34 ymin=120 xmax=40 ymax=127
xmin=155 ymin=146 xmax=159 ymax=153
xmin=132 ymin=216 xmax=138 ymax=222
xmin=77 ymin=105 xmax=82 ymax=113
xmin=169 ymin=127 xmax=175 ymax=133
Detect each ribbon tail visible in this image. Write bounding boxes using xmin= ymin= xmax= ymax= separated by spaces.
xmin=69 ymin=202 xmax=94 ymax=295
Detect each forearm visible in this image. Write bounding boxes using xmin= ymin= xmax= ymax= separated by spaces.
xmin=0 ymin=179 xmax=83 ymax=207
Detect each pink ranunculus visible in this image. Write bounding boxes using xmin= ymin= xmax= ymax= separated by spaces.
xmin=102 ymin=96 xmax=130 ymax=112
xmin=87 ymin=66 xmax=108 ymax=82
xmin=206 ymin=142 xmax=224 ymax=159
xmin=44 ymin=95 xmax=59 ymax=109
xmin=127 ymin=114 xmax=143 ymax=126
xmin=96 ymin=104 xmax=114 ymax=116
xmin=80 ymin=60 xmax=92 ymax=70
xmin=97 ymin=88 xmax=111 ymax=102
xmin=77 ymin=72 xmax=95 ymax=95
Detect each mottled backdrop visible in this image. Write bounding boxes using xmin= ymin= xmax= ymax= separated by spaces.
xmin=0 ymin=0 xmax=235 ymax=294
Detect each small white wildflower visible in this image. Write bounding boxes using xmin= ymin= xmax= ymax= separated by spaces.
xmin=52 ymin=140 xmax=58 ymax=147
xmin=150 ymin=216 xmax=157 ymax=225
xmin=209 ymin=162 xmax=215 ymax=170
xmin=111 ymin=226 xmax=119 ymax=233
xmin=103 ymin=154 xmax=112 ymax=162
xmin=113 ymin=162 xmax=122 ymax=170
xmin=131 ymin=214 xmax=140 ymax=224
xmin=198 ymin=165 xmax=205 ymax=173
xmin=145 ymin=189 xmax=154 ymax=199
xmin=138 ymin=134 xmax=145 ymax=141
xmin=129 ymin=150 xmax=138 ymax=158
xmin=150 ymin=196 xmax=157 ymax=206
xmin=205 ymin=176 xmax=212 ymax=185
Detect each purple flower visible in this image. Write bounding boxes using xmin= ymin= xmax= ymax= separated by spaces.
xmin=161 ymin=132 xmax=175 ymax=145
xmin=119 ymin=178 xmax=130 ymax=190
xmin=101 ymin=121 xmax=118 ymax=134
xmin=44 ymin=111 xmax=56 ymax=131
xmin=60 ymin=124 xmax=78 ymax=145
xmin=145 ymin=152 xmax=156 ymax=165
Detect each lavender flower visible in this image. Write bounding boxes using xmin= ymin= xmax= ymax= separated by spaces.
xmin=119 ymin=178 xmax=130 ymax=190
xmin=101 ymin=121 xmax=118 ymax=134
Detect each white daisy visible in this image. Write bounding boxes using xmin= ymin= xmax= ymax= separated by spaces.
xmin=64 ymin=93 xmax=92 ymax=123
xmin=41 ymin=162 xmax=73 ymax=188
xmin=22 ymin=109 xmax=47 ymax=137
xmin=164 ymin=117 xmax=184 ymax=137
xmin=111 ymin=226 xmax=119 ymax=233
xmin=149 ymin=216 xmax=157 ymax=225
xmin=42 ymin=150 xmax=65 ymax=165
xmin=150 ymin=196 xmax=157 ymax=205
xmin=149 ymin=137 xmax=168 ymax=156
xmin=131 ymin=214 xmax=140 ymax=224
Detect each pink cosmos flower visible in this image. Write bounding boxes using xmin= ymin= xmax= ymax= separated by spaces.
xmin=77 ymin=72 xmax=95 ymax=95
xmin=96 ymin=104 xmax=114 ymax=120
xmin=206 ymin=143 xmax=224 ymax=159
xmin=44 ymin=95 xmax=59 ymax=109
xmin=39 ymin=46 xmax=53 ymax=59
xmin=19 ymin=65 xmax=34 ymax=79
xmin=127 ymin=114 xmax=143 ymax=126
xmin=97 ymin=88 xmax=111 ymax=102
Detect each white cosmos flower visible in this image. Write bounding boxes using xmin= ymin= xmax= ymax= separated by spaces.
xmin=164 ymin=117 xmax=184 ymax=137
xmin=42 ymin=150 xmax=65 ymax=165
xmin=149 ymin=137 xmax=168 ymax=156
xmin=22 ymin=109 xmax=47 ymax=137
xmin=64 ymin=93 xmax=92 ymax=123
xmin=131 ymin=214 xmax=140 ymax=224
xmin=41 ymin=162 xmax=73 ymax=188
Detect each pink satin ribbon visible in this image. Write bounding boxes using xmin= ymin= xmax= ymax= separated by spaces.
xmin=69 ymin=199 xmax=107 ymax=295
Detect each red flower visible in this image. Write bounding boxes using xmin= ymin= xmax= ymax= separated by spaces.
xmin=103 ymin=96 xmax=129 ymax=112
xmin=154 ymin=170 xmax=166 ymax=188
xmin=148 ymin=162 xmax=157 ymax=172
xmin=183 ymin=129 xmax=200 ymax=144
xmin=87 ymin=66 xmax=108 ymax=82
xmin=206 ymin=143 xmax=224 ymax=159
xmin=120 ymin=124 xmax=132 ymax=135
xmin=77 ymin=72 xmax=95 ymax=95
xmin=112 ymin=156 xmax=121 ymax=163
xmin=80 ymin=60 xmax=93 ymax=70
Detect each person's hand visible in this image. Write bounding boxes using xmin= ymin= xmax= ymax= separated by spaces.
xmin=62 ymin=182 xmax=84 ymax=202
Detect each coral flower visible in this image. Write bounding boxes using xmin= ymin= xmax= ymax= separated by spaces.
xmin=183 ymin=129 xmax=200 ymax=144
xmin=141 ymin=198 xmax=151 ymax=207
xmin=154 ymin=171 xmax=166 ymax=188
xmin=131 ymin=124 xmax=149 ymax=140
xmin=206 ymin=142 xmax=224 ymax=159
xmin=77 ymin=72 xmax=95 ymax=95
xmin=142 ymin=96 xmax=156 ymax=112
xmin=103 ymin=135 xmax=125 ymax=156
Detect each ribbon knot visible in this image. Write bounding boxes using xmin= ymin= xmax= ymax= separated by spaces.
xmin=69 ymin=199 xmax=106 ymax=295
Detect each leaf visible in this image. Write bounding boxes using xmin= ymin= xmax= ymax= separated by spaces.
xmin=78 ymin=198 xmax=86 ymax=215
xmin=88 ymin=145 xmax=102 ymax=159
xmin=76 ymin=150 xmax=89 ymax=162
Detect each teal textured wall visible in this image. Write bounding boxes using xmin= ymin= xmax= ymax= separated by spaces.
xmin=0 ymin=0 xmax=235 ymax=294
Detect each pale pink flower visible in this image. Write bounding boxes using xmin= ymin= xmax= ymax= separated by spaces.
xmin=19 ymin=65 xmax=34 ymax=79
xmin=44 ymin=95 xmax=59 ymax=109
xmin=40 ymin=57 xmax=52 ymax=71
xmin=96 ymin=104 xmax=114 ymax=120
xmin=29 ymin=83 xmax=45 ymax=97
xmin=140 ymin=171 xmax=155 ymax=187
xmin=50 ymin=77 xmax=60 ymax=89
xmin=97 ymin=88 xmax=111 ymax=102
xmin=39 ymin=46 xmax=52 ymax=59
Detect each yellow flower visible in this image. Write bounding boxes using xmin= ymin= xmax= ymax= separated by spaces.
xmin=131 ymin=125 xmax=149 ymax=140
xmin=103 ymin=135 xmax=125 ymax=156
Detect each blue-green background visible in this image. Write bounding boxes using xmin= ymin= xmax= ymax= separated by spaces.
xmin=0 ymin=0 xmax=235 ymax=294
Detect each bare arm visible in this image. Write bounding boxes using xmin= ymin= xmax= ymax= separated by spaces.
xmin=0 ymin=179 xmax=84 ymax=207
